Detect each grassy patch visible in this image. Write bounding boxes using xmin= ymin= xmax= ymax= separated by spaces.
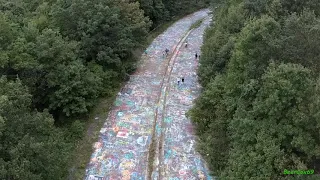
xmin=189 ymin=18 xmax=205 ymax=30
xmin=67 ymin=89 xmax=119 ymax=179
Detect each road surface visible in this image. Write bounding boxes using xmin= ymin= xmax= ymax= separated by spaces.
xmin=85 ymin=9 xmax=213 ymax=180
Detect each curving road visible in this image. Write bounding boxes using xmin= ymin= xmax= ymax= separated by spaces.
xmin=85 ymin=9 xmax=213 ymax=180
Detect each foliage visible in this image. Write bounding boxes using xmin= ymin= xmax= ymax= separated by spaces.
xmin=278 ymin=10 xmax=320 ymax=73
xmin=222 ymin=63 xmax=320 ymax=179
xmin=198 ymin=2 xmax=247 ymax=87
xmin=190 ymin=18 xmax=205 ymax=30
xmin=189 ymin=74 xmax=230 ymax=175
xmin=0 ymin=77 xmax=72 ymax=179
xmin=0 ymin=0 xmax=208 ymax=178
xmin=191 ymin=0 xmax=320 ymax=178
xmin=137 ymin=0 xmax=210 ymax=28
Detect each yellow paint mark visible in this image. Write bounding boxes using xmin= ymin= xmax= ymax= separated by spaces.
xmin=121 ymin=170 xmax=131 ymax=180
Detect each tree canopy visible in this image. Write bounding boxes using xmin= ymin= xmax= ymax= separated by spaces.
xmin=191 ymin=0 xmax=320 ymax=179
xmin=0 ymin=0 xmax=209 ymax=179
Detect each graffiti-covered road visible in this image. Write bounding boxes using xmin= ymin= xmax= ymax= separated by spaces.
xmin=85 ymin=9 xmax=213 ymax=180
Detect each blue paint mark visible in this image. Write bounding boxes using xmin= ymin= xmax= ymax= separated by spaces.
xmin=126 ymin=100 xmax=135 ymax=107
xmin=169 ymin=177 xmax=180 ymax=180
xmin=131 ymin=172 xmax=145 ymax=180
xmin=165 ymin=149 xmax=172 ymax=159
xmin=124 ymin=152 xmax=134 ymax=159
xmin=156 ymin=125 xmax=161 ymax=134
xmin=114 ymin=99 xmax=122 ymax=106
xmin=164 ymin=117 xmax=172 ymax=123
xmin=117 ymin=111 xmax=124 ymax=117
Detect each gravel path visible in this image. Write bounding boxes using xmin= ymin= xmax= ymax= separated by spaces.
xmin=85 ymin=9 xmax=212 ymax=180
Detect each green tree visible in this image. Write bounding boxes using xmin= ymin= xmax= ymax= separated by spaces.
xmin=29 ymin=28 xmax=103 ymax=117
xmin=138 ymin=0 xmax=168 ymax=26
xmin=0 ymin=77 xmax=72 ymax=180
xmin=278 ymin=10 xmax=320 ymax=73
xmin=280 ymin=0 xmax=320 ymax=16
xmin=243 ymin=0 xmax=273 ymax=17
xmin=227 ymin=15 xmax=281 ymax=84
xmin=52 ymin=0 xmax=151 ymax=73
xmin=189 ymin=74 xmax=230 ymax=175
xmin=198 ymin=30 xmax=235 ymax=87
xmin=198 ymin=3 xmax=246 ymax=87
xmin=46 ymin=60 xmax=102 ymax=116
xmin=192 ymin=1 xmax=320 ymax=179
xmin=222 ymin=63 xmax=320 ymax=179
xmin=0 ymin=12 xmax=18 ymax=71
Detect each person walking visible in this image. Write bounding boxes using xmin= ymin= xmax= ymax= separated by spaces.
xmin=181 ymin=77 xmax=185 ymax=84
xmin=177 ymin=77 xmax=180 ymax=86
xmin=165 ymin=48 xmax=169 ymax=56
xmin=185 ymin=41 xmax=188 ymax=48
xmin=195 ymin=52 xmax=198 ymax=59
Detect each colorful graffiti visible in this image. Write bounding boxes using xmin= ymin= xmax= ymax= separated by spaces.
xmin=85 ymin=9 xmax=213 ymax=180
xmin=151 ymin=14 xmax=214 ymax=179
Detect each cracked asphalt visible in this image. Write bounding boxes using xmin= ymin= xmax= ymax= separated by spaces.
xmin=85 ymin=9 xmax=213 ymax=180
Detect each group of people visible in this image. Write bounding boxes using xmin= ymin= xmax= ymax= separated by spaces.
xmin=195 ymin=52 xmax=200 ymax=60
xmin=178 ymin=40 xmax=201 ymax=87
xmin=162 ymin=48 xmax=169 ymax=57
xmin=186 ymin=40 xmax=200 ymax=60
xmin=149 ymin=40 xmax=199 ymax=87
xmin=145 ymin=39 xmax=201 ymax=60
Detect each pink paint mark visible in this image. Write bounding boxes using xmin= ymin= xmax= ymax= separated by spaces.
xmin=117 ymin=130 xmax=129 ymax=138
xmin=186 ymin=124 xmax=194 ymax=133
xmin=179 ymin=169 xmax=187 ymax=176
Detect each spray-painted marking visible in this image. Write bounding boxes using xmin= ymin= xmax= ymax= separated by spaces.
xmin=85 ymin=9 xmax=212 ymax=180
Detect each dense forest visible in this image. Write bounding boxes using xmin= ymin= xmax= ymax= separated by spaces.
xmin=189 ymin=0 xmax=320 ymax=179
xmin=0 ymin=0 xmax=209 ymax=179
xmin=4 ymin=0 xmax=320 ymax=179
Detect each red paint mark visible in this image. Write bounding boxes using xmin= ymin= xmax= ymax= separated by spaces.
xmin=117 ymin=131 xmax=129 ymax=138
xmin=179 ymin=169 xmax=187 ymax=176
